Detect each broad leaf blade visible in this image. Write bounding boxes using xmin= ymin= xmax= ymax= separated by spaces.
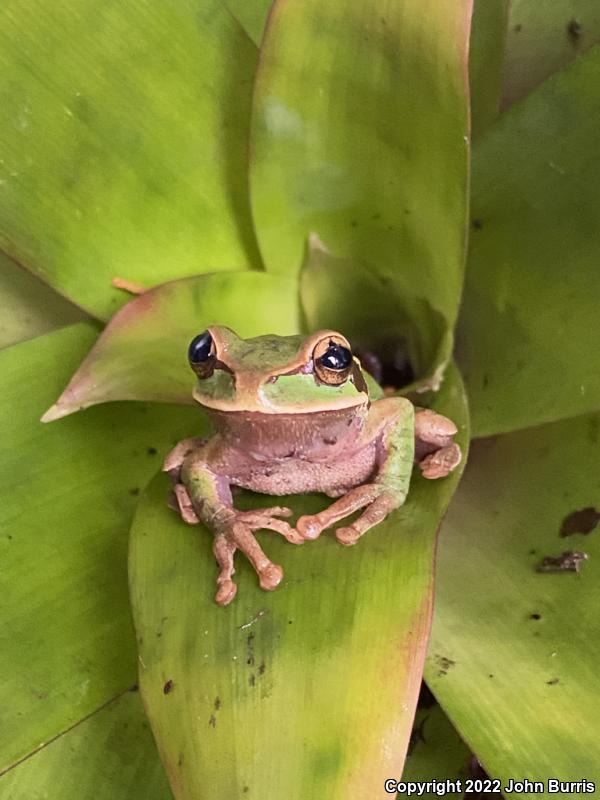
xmin=130 ymin=365 xmax=468 ymax=798
xmin=0 ymin=691 xmax=172 ymax=799
xmin=0 ymin=0 xmax=260 ymax=319
xmin=461 ymin=47 xmax=600 ymax=437
xmin=0 ymin=251 xmax=87 ymax=349
xmin=427 ymin=413 xmax=600 ymax=781
xmin=0 ymin=324 xmax=201 ymax=772
xmin=501 ymin=0 xmax=600 ymax=108
xmin=42 ymin=272 xmax=299 ymax=421
xmin=250 ymin=0 xmax=472 ymax=331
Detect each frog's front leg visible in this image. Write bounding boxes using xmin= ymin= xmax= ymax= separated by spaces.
xmin=179 ymin=447 xmax=303 ymax=606
xmin=296 ymin=397 xmax=415 ymax=547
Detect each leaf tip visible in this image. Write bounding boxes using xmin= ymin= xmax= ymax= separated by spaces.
xmin=40 ymin=402 xmax=71 ymax=423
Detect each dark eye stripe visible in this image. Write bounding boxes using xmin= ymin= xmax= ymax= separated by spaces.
xmin=188 ymin=331 xmax=213 ymax=363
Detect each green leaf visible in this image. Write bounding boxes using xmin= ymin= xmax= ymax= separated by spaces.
xmin=0 ymin=0 xmax=260 ymax=320
xmin=301 ymin=242 xmax=452 ymax=389
xmin=403 ymin=703 xmax=471 ymax=791
xmin=427 ymin=411 xmax=600 ymax=781
xmin=0 ymin=323 xmax=200 ymax=772
xmin=42 ymin=272 xmax=299 ymax=421
xmin=469 ymin=0 xmax=509 ymax=138
xmin=0 ymin=691 xmax=172 ymax=799
xmin=501 ymin=0 xmax=600 ymax=108
xmin=250 ymin=0 xmax=472 ymax=329
xmin=224 ymin=0 xmax=272 ymax=46
xmin=460 ymin=48 xmax=600 ymax=437
xmin=0 ymin=251 xmax=87 ymax=349
xmin=129 ymin=365 xmax=468 ymax=798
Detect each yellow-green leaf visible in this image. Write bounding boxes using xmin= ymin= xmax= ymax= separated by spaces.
xmin=0 ymin=251 xmax=87 ymax=349
xmin=250 ymin=0 xmax=472 ymax=335
xmin=460 ymin=48 xmax=600 ymax=436
xmin=0 ymin=0 xmax=260 ymax=320
xmin=469 ymin=0 xmax=509 ymax=138
xmin=225 ymin=0 xmax=272 ymax=46
xmin=0 ymin=323 xmax=200 ymax=772
xmin=427 ymin=412 xmax=600 ymax=782
xmin=0 ymin=691 xmax=172 ymax=799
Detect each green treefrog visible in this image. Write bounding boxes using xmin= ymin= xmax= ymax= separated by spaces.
xmin=164 ymin=326 xmax=461 ymax=605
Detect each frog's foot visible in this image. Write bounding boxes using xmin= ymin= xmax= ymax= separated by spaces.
xmin=414 ymin=408 xmax=461 ymax=478
xmin=212 ymin=507 xmax=300 ymax=606
xmin=419 ymin=443 xmax=462 ymax=480
xmin=296 ymin=483 xmax=395 ymax=546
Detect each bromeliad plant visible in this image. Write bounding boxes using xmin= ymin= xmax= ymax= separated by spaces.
xmin=1 ymin=0 xmax=600 ymax=797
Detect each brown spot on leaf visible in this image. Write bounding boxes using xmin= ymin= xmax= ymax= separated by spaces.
xmin=529 ymin=613 xmax=542 ymax=621
xmin=147 ymin=446 xmax=157 ymax=456
xmin=560 ymin=507 xmax=600 ymax=537
xmin=209 ymin=714 xmax=217 ymax=727
xmin=435 ymin=654 xmax=456 ymax=677
xmin=163 ymin=680 xmax=173 ymax=695
xmin=214 ymin=696 xmax=221 ymax=711
xmin=472 ymin=218 xmax=484 ymax=230
xmin=547 ymin=677 xmax=560 ymax=685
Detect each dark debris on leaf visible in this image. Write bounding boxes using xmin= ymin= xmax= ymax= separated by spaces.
xmin=567 ymin=18 xmax=583 ymax=43
xmin=537 ymin=551 xmax=588 ymax=573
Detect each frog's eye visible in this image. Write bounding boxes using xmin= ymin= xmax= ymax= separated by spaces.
xmin=188 ymin=331 xmax=216 ymax=377
xmin=313 ymin=337 xmax=353 ymax=386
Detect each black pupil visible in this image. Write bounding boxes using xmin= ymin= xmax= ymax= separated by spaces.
xmin=188 ymin=331 xmax=213 ymax=363
xmin=319 ymin=342 xmax=352 ymax=371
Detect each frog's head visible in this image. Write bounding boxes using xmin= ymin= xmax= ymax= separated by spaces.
xmin=187 ymin=326 xmax=369 ymax=414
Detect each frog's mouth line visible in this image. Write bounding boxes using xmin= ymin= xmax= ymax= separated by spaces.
xmin=193 ymin=389 xmax=370 ymax=415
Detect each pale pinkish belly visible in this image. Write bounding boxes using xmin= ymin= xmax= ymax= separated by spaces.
xmin=229 ymin=443 xmax=378 ymax=497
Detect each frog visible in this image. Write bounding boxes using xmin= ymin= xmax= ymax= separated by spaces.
xmin=164 ymin=326 xmax=462 ymax=606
